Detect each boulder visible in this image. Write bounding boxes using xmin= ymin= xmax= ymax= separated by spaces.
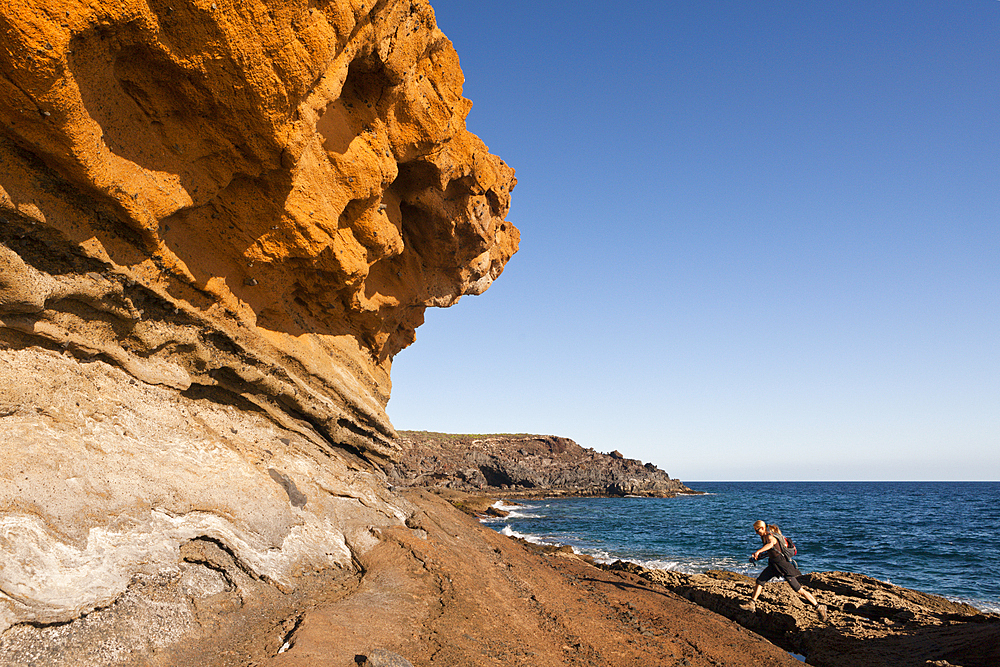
xmin=357 ymin=649 xmax=414 ymax=667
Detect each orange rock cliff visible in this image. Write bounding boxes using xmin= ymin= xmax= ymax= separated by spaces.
xmin=0 ymin=0 xmax=518 ymax=461
xmin=0 ymin=0 xmax=522 ymax=658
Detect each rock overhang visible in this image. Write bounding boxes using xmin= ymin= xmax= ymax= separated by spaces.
xmin=0 ymin=0 xmax=517 ymax=650
xmin=0 ymin=0 xmax=519 ymax=464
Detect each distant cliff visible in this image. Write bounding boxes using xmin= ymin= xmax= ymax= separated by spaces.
xmin=388 ymin=431 xmax=696 ymax=497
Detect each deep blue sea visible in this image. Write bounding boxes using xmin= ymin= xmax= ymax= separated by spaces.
xmin=487 ymin=481 xmax=1000 ymax=614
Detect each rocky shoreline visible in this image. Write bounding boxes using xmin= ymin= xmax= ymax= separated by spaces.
xmin=274 ymin=487 xmax=999 ymax=667
xmin=477 ymin=489 xmax=999 ymax=667
xmin=604 ymin=561 xmax=999 ymax=667
xmin=435 ymin=482 xmax=998 ymax=667
xmin=262 ymin=488 xmax=813 ymax=667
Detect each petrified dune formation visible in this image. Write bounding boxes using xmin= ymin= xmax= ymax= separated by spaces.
xmin=0 ymin=0 xmax=518 ymax=461
xmin=2 ymin=2 xmax=986 ymax=659
xmin=0 ymin=0 xmax=518 ymax=658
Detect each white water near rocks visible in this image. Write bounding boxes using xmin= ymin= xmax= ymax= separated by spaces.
xmin=487 ymin=481 xmax=1000 ymax=614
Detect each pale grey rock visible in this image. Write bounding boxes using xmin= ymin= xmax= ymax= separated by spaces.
xmin=0 ymin=348 xmax=411 ymax=640
xmin=358 ymin=648 xmax=414 ymax=667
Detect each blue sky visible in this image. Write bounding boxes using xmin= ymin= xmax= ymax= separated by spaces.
xmin=387 ymin=1 xmax=999 ymax=481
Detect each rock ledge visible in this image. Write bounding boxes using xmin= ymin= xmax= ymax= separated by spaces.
xmin=605 ymin=561 xmax=999 ymax=667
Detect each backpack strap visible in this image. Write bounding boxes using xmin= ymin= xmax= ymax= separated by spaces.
xmin=768 ymin=527 xmax=793 ymax=561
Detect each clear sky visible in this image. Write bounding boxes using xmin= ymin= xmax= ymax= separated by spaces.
xmin=387 ymin=0 xmax=999 ymax=482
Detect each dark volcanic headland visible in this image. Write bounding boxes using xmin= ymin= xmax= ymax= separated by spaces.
xmin=388 ymin=430 xmax=698 ymax=498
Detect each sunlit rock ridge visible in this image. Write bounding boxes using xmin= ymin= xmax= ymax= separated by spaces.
xmin=0 ymin=0 xmax=516 ymax=659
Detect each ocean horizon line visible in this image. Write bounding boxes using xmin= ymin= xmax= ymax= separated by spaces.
xmin=684 ymin=479 xmax=998 ymax=483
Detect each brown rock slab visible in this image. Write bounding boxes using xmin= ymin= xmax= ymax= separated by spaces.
xmin=267 ymin=489 xmax=802 ymax=667
xmin=623 ymin=563 xmax=1000 ymax=667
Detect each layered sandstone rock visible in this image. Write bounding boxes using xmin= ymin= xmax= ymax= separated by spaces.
xmin=0 ymin=0 xmax=518 ymax=462
xmin=389 ymin=431 xmax=696 ymax=497
xmin=0 ymin=346 xmax=407 ymax=661
xmin=0 ymin=0 xmax=517 ymax=659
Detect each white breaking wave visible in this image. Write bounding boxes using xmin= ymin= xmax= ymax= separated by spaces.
xmin=499 ymin=526 xmax=560 ymax=546
xmin=479 ymin=502 xmax=545 ymax=523
xmin=491 ymin=500 xmax=543 ymax=519
xmin=491 ymin=501 xmax=523 ymax=512
xmin=496 ymin=529 xmax=759 ymax=578
xmin=952 ymin=596 xmax=1000 ymax=614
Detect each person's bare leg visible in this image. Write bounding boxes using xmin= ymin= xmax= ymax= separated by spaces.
xmin=797 ymin=587 xmax=827 ymax=621
xmin=798 ymin=588 xmax=818 ymax=606
xmin=742 ymin=583 xmax=763 ymax=611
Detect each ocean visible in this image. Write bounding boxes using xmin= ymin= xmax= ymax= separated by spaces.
xmin=487 ymin=481 xmax=1000 ymax=614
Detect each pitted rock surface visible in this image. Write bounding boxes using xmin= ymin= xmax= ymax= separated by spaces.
xmin=0 ymin=0 xmax=518 ymax=463
xmin=0 ymin=0 xmax=518 ymax=660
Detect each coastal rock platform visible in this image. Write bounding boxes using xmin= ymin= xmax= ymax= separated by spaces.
xmin=264 ymin=489 xmax=803 ymax=667
xmin=610 ymin=562 xmax=999 ymax=667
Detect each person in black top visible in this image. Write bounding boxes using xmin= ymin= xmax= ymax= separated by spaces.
xmin=742 ymin=520 xmax=828 ymax=622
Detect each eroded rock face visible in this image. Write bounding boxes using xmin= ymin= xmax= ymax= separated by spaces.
xmin=0 ymin=0 xmax=518 ymax=462
xmin=0 ymin=346 xmax=407 ymax=660
xmin=0 ymin=0 xmax=516 ymax=660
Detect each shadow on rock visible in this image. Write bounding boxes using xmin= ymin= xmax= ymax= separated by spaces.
xmin=607 ymin=563 xmax=999 ymax=667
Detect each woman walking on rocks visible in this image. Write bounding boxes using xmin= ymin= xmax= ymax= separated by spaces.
xmin=743 ymin=520 xmax=828 ymax=622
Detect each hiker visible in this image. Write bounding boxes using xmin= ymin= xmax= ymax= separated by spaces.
xmin=743 ymin=520 xmax=828 ymax=621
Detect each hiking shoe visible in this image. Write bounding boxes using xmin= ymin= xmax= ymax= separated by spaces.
xmin=816 ymin=604 xmax=828 ymax=622
xmin=741 ymin=601 xmax=756 ymax=613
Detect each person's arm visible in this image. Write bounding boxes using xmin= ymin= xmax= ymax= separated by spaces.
xmin=752 ymin=534 xmax=778 ymax=560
